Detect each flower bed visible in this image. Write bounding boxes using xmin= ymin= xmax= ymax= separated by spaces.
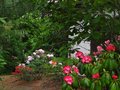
xmin=12 ymin=40 xmax=120 ymax=90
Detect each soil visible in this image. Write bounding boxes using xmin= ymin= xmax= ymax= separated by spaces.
xmin=0 ymin=75 xmax=62 ymax=90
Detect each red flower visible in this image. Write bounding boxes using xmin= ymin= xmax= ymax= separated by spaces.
xmin=63 ymin=66 xmax=71 ymax=74
xmin=12 ymin=66 xmax=23 ymax=75
xmin=75 ymin=51 xmax=84 ymax=59
xmin=12 ymin=65 xmax=32 ymax=75
xmin=92 ymin=73 xmax=100 ymax=79
xmin=64 ymin=76 xmax=73 ymax=85
xmin=112 ymin=75 xmax=118 ymax=80
xmin=106 ymin=44 xmax=116 ymax=52
xmin=81 ymin=56 xmax=92 ymax=64
xmin=72 ymin=65 xmax=80 ymax=74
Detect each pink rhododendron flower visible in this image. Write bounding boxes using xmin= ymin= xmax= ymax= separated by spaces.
xmin=105 ymin=40 xmax=110 ymax=45
xmin=64 ymin=76 xmax=73 ymax=85
xmin=92 ymin=73 xmax=100 ymax=79
xmin=97 ymin=46 xmax=103 ymax=52
xmin=63 ymin=66 xmax=71 ymax=74
xmin=75 ymin=51 xmax=84 ymax=59
xmin=81 ymin=56 xmax=92 ymax=64
xmin=106 ymin=44 xmax=116 ymax=52
xmin=72 ymin=65 xmax=80 ymax=74
xmin=112 ymin=75 xmax=118 ymax=80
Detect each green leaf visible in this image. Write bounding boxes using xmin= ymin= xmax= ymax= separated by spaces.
xmin=62 ymin=83 xmax=67 ymax=90
xmin=72 ymin=75 xmax=79 ymax=88
xmin=110 ymin=82 xmax=117 ymax=90
xmin=90 ymin=82 xmax=95 ymax=90
xmin=92 ymin=66 xmax=100 ymax=74
xmin=101 ymin=72 xmax=112 ymax=86
xmin=109 ymin=60 xmax=118 ymax=70
xmin=66 ymin=85 xmax=73 ymax=90
xmin=95 ymin=80 xmax=102 ymax=90
xmin=90 ymin=80 xmax=102 ymax=90
xmin=80 ymin=77 xmax=91 ymax=87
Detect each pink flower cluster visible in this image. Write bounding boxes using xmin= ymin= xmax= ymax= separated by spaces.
xmin=81 ymin=56 xmax=92 ymax=64
xmin=63 ymin=65 xmax=80 ymax=75
xmin=93 ymin=45 xmax=103 ymax=56
xmin=105 ymin=40 xmax=116 ymax=52
xmin=75 ymin=51 xmax=84 ymax=59
xmin=64 ymin=76 xmax=73 ymax=85
xmin=75 ymin=51 xmax=92 ymax=64
xmin=63 ymin=65 xmax=80 ymax=85
xmin=93 ymin=40 xmax=116 ymax=56
xmin=63 ymin=66 xmax=71 ymax=74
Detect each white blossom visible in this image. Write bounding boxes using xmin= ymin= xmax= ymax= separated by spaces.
xmin=49 ymin=60 xmax=53 ymax=64
xmin=58 ymin=63 xmax=62 ymax=65
xmin=38 ymin=49 xmax=45 ymax=54
xmin=26 ymin=61 xmax=30 ymax=64
xmin=27 ymin=56 xmax=34 ymax=61
xmin=47 ymin=54 xmax=54 ymax=58
xmin=22 ymin=63 xmax=26 ymax=67
xmin=33 ymin=52 xmax=36 ymax=55
xmin=18 ymin=64 xmax=22 ymax=66
xmin=36 ymin=55 xmax=40 ymax=58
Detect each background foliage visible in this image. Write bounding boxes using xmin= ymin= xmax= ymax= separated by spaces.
xmin=0 ymin=0 xmax=120 ymax=74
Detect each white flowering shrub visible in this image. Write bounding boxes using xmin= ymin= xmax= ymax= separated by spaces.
xmin=13 ymin=48 xmax=63 ymax=81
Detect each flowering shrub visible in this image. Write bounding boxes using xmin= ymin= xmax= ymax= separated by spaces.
xmin=62 ymin=40 xmax=120 ymax=90
xmin=12 ymin=64 xmax=34 ymax=81
xmin=12 ymin=48 xmax=63 ymax=81
xmin=12 ymin=40 xmax=120 ymax=89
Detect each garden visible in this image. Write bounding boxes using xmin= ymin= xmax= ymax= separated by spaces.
xmin=0 ymin=0 xmax=120 ymax=90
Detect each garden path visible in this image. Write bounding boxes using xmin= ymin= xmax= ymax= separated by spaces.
xmin=0 ymin=75 xmax=61 ymax=90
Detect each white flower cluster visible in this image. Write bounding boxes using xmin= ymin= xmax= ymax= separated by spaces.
xmin=47 ymin=54 xmax=54 ymax=58
xmin=18 ymin=63 xmax=26 ymax=67
xmin=25 ymin=49 xmax=45 ymax=64
xmin=25 ymin=49 xmax=55 ymax=65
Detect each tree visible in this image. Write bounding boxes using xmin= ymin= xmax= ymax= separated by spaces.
xmin=39 ymin=0 xmax=120 ymax=52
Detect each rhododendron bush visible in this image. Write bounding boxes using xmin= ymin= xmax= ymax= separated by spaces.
xmin=62 ymin=40 xmax=120 ymax=90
